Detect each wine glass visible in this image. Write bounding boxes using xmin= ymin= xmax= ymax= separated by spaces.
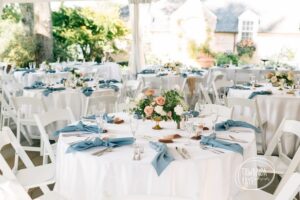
xmin=250 ymin=75 xmax=256 ymax=87
xmin=129 ymin=115 xmax=139 ymax=145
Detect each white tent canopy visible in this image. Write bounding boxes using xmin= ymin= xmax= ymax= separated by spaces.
xmin=0 ymin=0 xmax=152 ymax=74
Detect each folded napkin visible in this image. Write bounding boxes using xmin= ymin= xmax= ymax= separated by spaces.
xmin=83 ymin=113 xmax=115 ymax=123
xmin=22 ymin=69 xmax=35 ymax=76
xmin=24 ymin=81 xmax=45 ymax=89
xmin=63 ymin=67 xmax=72 ymax=72
xmin=66 ymin=137 xmax=134 ymax=153
xmin=156 ymin=73 xmax=168 ymax=77
xmin=215 ymin=120 xmax=261 ymax=133
xmin=191 ymin=70 xmax=203 ymax=76
xmin=248 ymin=91 xmax=272 ymax=99
xmin=99 ymin=83 xmax=119 ymax=92
xmin=15 ymin=68 xmax=28 ymax=71
xmin=53 ymin=121 xmax=103 ymax=136
xmin=230 ymin=85 xmax=250 ymax=90
xmin=46 ymin=69 xmax=56 ymax=73
xmin=183 ymin=110 xmax=199 ymax=117
xmin=139 ymin=69 xmax=155 ymax=74
xmin=200 ymin=135 xmax=243 ymax=155
xmin=43 ymin=87 xmax=65 ymax=97
xmin=83 ymin=77 xmax=93 ymax=82
xmin=181 ymin=73 xmax=188 ymax=78
xmin=99 ymin=79 xmax=119 ymax=84
xmin=243 ymin=82 xmax=263 ymax=87
xmin=265 ymin=66 xmax=274 ymax=70
xmin=149 ymin=141 xmax=175 ymax=176
xmin=82 ymin=87 xmax=93 ymax=97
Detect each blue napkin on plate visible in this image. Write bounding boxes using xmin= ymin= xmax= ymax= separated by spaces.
xmin=66 ymin=137 xmax=134 ymax=153
xmin=243 ymin=83 xmax=263 ymax=87
xmin=191 ymin=70 xmax=203 ymax=76
xmin=53 ymin=121 xmax=103 ymax=136
xmin=22 ymin=69 xmax=35 ymax=76
xmin=99 ymin=83 xmax=119 ymax=92
xmin=83 ymin=77 xmax=93 ymax=82
xmin=200 ymin=135 xmax=243 ymax=155
xmin=248 ymin=91 xmax=272 ymax=99
xmin=156 ymin=73 xmax=168 ymax=77
xmin=230 ymin=85 xmax=250 ymax=90
xmin=139 ymin=69 xmax=155 ymax=74
xmin=99 ymin=79 xmax=119 ymax=84
xmin=43 ymin=87 xmax=65 ymax=96
xmin=149 ymin=141 xmax=175 ymax=176
xmin=183 ymin=110 xmax=199 ymax=117
xmin=24 ymin=81 xmax=45 ymax=89
xmin=46 ymin=69 xmax=56 ymax=73
xmin=215 ymin=120 xmax=261 ymax=133
xmin=83 ymin=113 xmax=115 ymax=123
xmin=82 ymin=87 xmax=93 ymax=97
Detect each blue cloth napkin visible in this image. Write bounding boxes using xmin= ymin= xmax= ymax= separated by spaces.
xmin=215 ymin=120 xmax=261 ymax=133
xmin=63 ymin=67 xmax=72 ymax=72
xmin=149 ymin=141 xmax=175 ymax=176
xmin=248 ymin=91 xmax=272 ymax=99
xmin=200 ymin=135 xmax=243 ymax=155
xmin=53 ymin=121 xmax=103 ymax=136
xmin=24 ymin=81 xmax=45 ymax=89
xmin=46 ymin=69 xmax=56 ymax=73
xmin=139 ymin=69 xmax=155 ymax=74
xmin=191 ymin=70 xmax=203 ymax=76
xmin=83 ymin=113 xmax=115 ymax=123
xmin=99 ymin=83 xmax=119 ymax=92
xmin=243 ymin=82 xmax=263 ymax=87
xmin=66 ymin=137 xmax=135 ymax=153
xmin=82 ymin=87 xmax=93 ymax=97
xmin=22 ymin=69 xmax=35 ymax=76
xmin=230 ymin=85 xmax=250 ymax=90
xmin=83 ymin=77 xmax=93 ymax=82
xmin=43 ymin=87 xmax=65 ymax=97
xmin=183 ymin=110 xmax=199 ymax=117
xmin=156 ymin=73 xmax=168 ymax=77
xmin=15 ymin=68 xmax=28 ymax=71
xmin=99 ymin=79 xmax=119 ymax=84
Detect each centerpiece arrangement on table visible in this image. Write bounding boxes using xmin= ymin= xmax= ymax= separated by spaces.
xmin=265 ymin=71 xmax=294 ymax=88
xmin=132 ymin=89 xmax=187 ymax=130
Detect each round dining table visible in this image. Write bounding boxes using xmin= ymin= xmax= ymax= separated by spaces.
xmin=228 ymin=83 xmax=300 ymax=155
xmin=54 ymin=113 xmax=256 ymax=200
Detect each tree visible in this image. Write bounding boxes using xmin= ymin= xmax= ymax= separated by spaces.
xmin=52 ymin=7 xmax=128 ymax=61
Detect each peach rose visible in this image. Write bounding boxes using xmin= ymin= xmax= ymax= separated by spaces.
xmin=155 ymin=96 xmax=166 ymax=106
xmin=144 ymin=89 xmax=155 ymax=96
xmin=144 ymin=106 xmax=154 ymax=117
xmin=265 ymin=72 xmax=274 ymax=79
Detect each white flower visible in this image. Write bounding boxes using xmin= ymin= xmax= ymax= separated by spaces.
xmin=135 ymin=93 xmax=144 ymax=102
xmin=174 ymin=105 xmax=184 ymax=116
xmin=154 ymin=106 xmax=166 ymax=116
xmin=275 ymin=72 xmax=281 ymax=76
xmin=75 ymin=69 xmax=81 ymax=74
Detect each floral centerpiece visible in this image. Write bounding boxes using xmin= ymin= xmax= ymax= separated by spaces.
xmin=236 ymin=39 xmax=256 ymax=58
xmin=132 ymin=89 xmax=187 ymax=130
xmin=163 ymin=61 xmax=183 ymax=72
xmin=265 ymin=71 xmax=294 ymax=87
xmin=69 ymin=68 xmax=85 ymax=87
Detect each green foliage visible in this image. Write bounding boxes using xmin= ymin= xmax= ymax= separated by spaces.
xmin=216 ymin=52 xmax=239 ymax=66
xmin=188 ymin=40 xmax=215 ymax=60
xmin=1 ymin=5 xmax=21 ymax=23
xmin=52 ymin=7 xmax=128 ymax=61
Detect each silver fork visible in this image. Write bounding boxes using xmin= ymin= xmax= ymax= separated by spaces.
xmin=94 ymin=147 xmax=113 ymax=157
xmin=68 ymin=136 xmax=91 ymax=145
xmin=200 ymin=144 xmax=224 ymax=154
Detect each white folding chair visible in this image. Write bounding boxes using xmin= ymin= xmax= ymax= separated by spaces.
xmin=84 ymin=94 xmax=118 ymax=116
xmin=34 ymin=108 xmax=75 ymax=164
xmin=227 ymin=97 xmax=267 ymax=153
xmin=259 ymin=119 xmax=300 ymax=194
xmin=122 ymin=195 xmax=193 ymax=200
xmin=0 ymin=127 xmax=55 ymax=194
xmin=0 ymin=175 xmax=66 ymax=200
xmin=232 ymin=173 xmax=300 ymax=200
xmin=212 ymin=79 xmax=234 ymax=105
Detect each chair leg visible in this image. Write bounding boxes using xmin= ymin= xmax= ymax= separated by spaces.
xmin=20 ymin=125 xmax=33 ymax=146
xmin=40 ymin=185 xmax=50 ymax=194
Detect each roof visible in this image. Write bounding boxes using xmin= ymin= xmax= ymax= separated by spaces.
xmin=204 ymin=0 xmax=300 ymax=34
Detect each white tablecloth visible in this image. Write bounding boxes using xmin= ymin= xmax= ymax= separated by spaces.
xmin=55 ymin=113 xmax=256 ymax=200
xmin=228 ymin=84 xmax=300 ymax=155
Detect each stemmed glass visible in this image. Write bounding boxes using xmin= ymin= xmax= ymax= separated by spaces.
xmin=95 ymin=109 xmax=106 ymax=134
xmin=184 ymin=114 xmax=194 ymax=145
xmin=250 ymin=75 xmax=256 ymax=88
xmin=129 ymin=115 xmax=139 ymax=145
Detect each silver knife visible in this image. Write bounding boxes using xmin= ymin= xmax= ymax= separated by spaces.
xmin=175 ymin=146 xmax=187 ymax=159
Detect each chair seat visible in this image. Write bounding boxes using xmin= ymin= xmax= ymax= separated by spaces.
xmin=34 ymin=192 xmax=67 ymax=200
xmin=258 ymin=155 xmax=288 ymax=174
xmin=122 ymin=195 xmax=192 ymax=200
xmin=233 ymin=190 xmax=274 ymax=200
xmin=16 ymin=163 xmax=55 ymax=189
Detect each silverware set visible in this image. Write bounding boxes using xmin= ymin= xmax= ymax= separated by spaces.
xmin=199 ymin=144 xmax=224 ymax=154
xmin=216 ymin=135 xmax=248 ymax=143
xmin=92 ymin=147 xmax=113 ymax=156
xmin=175 ymin=146 xmax=191 ymax=159
xmin=133 ymin=145 xmax=144 ymax=161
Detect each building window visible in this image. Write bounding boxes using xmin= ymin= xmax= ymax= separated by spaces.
xmin=241 ymin=21 xmax=254 ymax=39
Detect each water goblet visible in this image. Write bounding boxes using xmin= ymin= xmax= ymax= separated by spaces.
xmin=129 ymin=115 xmax=139 ymax=145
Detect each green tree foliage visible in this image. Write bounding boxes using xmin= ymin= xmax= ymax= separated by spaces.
xmin=52 ymin=7 xmax=128 ymax=61
xmin=1 ymin=4 xmax=21 ymax=23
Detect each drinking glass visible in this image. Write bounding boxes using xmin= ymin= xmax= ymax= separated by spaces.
xmin=129 ymin=115 xmax=139 ymax=144
xmin=250 ymin=75 xmax=256 ymax=87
